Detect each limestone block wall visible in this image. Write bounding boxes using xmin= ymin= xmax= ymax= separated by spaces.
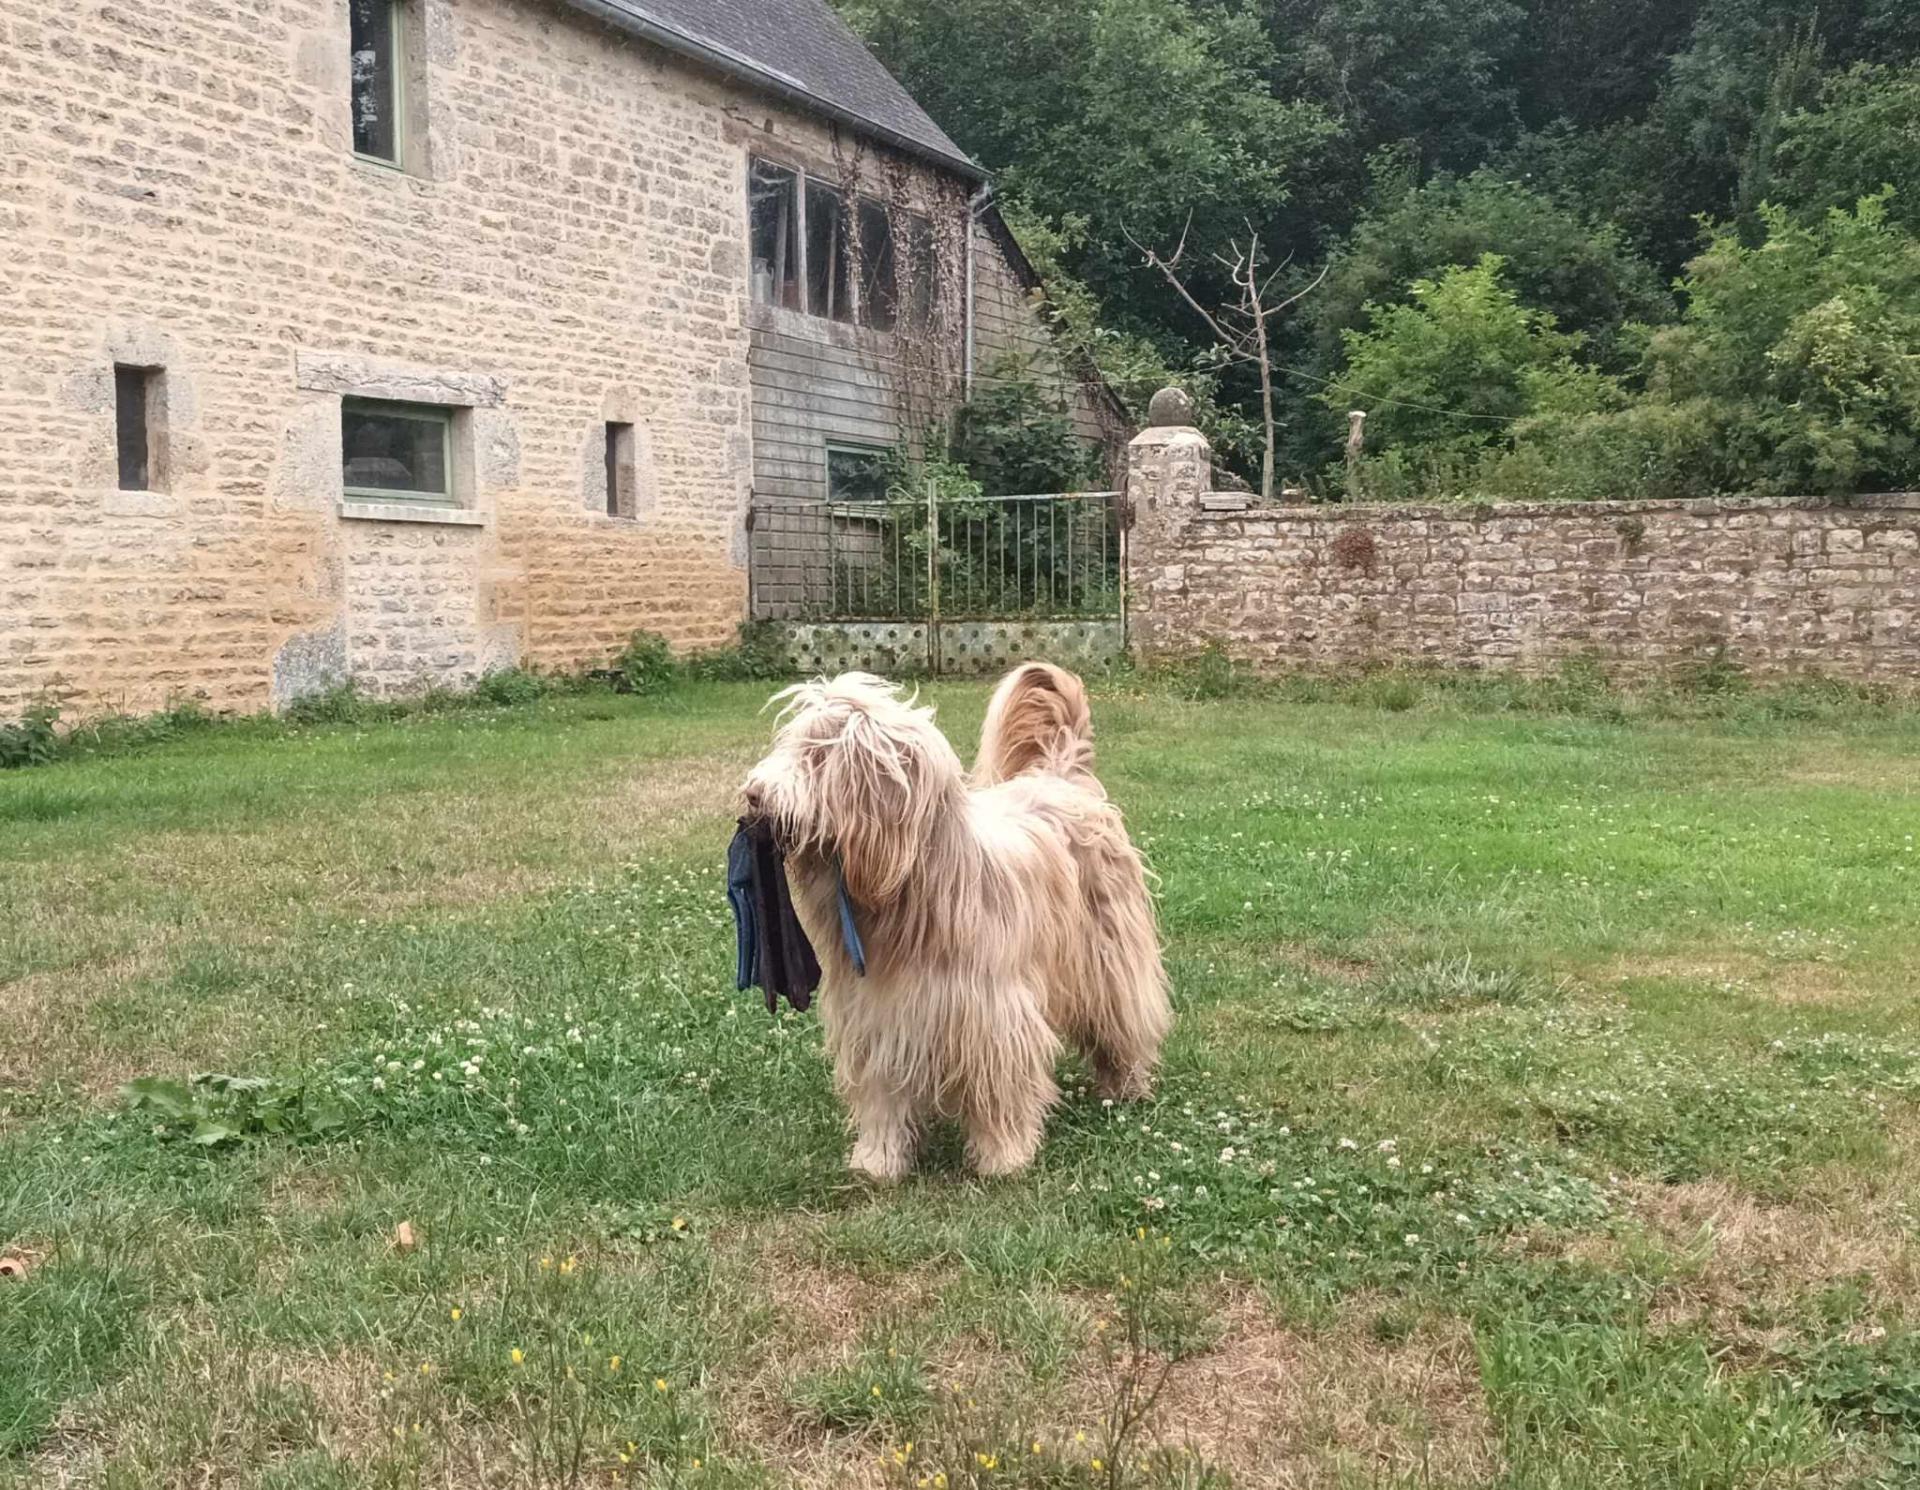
xmin=1126 ymin=423 xmax=1920 ymax=681
xmin=1 ymin=0 xmax=757 ymax=716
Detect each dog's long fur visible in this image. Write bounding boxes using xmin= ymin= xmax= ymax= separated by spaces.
xmin=742 ymin=662 xmax=1172 ymax=1180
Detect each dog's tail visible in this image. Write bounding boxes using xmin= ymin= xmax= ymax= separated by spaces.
xmin=975 ymin=662 xmax=1096 ymax=786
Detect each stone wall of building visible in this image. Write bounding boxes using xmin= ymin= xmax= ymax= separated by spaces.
xmin=2 ymin=0 xmax=760 ymax=716
xmin=1126 ymin=419 xmax=1920 ymax=681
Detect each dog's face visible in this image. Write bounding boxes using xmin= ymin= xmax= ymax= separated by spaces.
xmin=741 ymin=674 xmax=962 ymax=905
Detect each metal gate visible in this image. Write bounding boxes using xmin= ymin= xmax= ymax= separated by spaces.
xmin=748 ymin=487 xmax=1127 ymax=676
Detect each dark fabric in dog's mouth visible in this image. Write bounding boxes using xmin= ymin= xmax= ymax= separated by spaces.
xmin=727 ymin=815 xmax=820 ymax=1013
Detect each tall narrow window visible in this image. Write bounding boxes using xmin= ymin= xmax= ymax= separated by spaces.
xmin=114 ymin=365 xmax=162 ymax=492
xmin=856 ymin=199 xmax=898 ymax=331
xmin=806 ymin=180 xmax=853 ymax=324
xmin=342 ymin=399 xmax=452 ymax=503
xmin=604 ymin=422 xmax=635 ymax=519
xmin=749 ymin=161 xmax=802 ymax=310
xmin=349 ymin=0 xmax=402 ymax=164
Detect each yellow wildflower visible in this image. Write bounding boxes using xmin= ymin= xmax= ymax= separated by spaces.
xmin=655 ymin=1377 xmax=669 ymax=1393
xmin=510 ymin=1348 xmax=525 ymax=1366
xmin=609 ymin=1355 xmax=622 ymax=1373
xmin=974 ymin=1452 xmax=998 ymax=1470
xmin=418 ymin=1361 xmax=433 ymax=1376
xmin=559 ymin=1257 xmax=577 ymax=1276
xmin=671 ymin=1216 xmax=687 ymax=1231
xmin=449 ymin=1307 xmax=462 ymax=1322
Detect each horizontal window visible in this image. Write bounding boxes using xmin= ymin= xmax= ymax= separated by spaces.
xmin=827 ymin=443 xmax=892 ymax=505
xmin=342 ymin=398 xmax=452 ymax=502
xmin=750 ymin=157 xmax=937 ymax=331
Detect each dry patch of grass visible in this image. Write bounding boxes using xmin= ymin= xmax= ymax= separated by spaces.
xmin=1597 ymin=949 xmax=1888 ymax=1007
xmin=1584 ymin=1178 xmax=1919 ymax=1353
xmin=1020 ymin=1291 xmax=1497 ymax=1487
xmin=0 ymin=950 xmax=169 ymax=1096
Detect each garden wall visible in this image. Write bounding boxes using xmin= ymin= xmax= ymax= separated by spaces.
xmin=1125 ymin=408 xmax=1920 ymax=681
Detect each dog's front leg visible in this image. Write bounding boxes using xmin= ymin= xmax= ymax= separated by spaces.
xmin=844 ymin=1076 xmax=918 ymax=1184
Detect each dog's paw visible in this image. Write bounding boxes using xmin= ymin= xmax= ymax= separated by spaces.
xmin=848 ymin=1141 xmax=911 ymax=1185
xmin=965 ymin=1134 xmax=1039 ymax=1180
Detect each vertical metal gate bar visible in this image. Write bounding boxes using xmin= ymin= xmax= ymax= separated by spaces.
xmin=925 ymin=476 xmax=939 ymax=674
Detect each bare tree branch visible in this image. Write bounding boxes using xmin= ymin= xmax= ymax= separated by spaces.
xmin=1124 ymin=221 xmax=1324 ymax=502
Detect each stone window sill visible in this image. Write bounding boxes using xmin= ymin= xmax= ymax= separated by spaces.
xmin=338 ymin=500 xmax=485 ymax=527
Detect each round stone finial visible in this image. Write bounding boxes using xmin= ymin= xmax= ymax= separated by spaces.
xmin=1145 ymin=386 xmax=1196 ymax=429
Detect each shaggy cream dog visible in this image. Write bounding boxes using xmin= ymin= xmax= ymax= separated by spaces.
xmin=741 ymin=663 xmax=1172 ymax=1181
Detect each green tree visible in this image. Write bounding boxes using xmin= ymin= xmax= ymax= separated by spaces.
xmin=1640 ymin=194 xmax=1920 ymax=494
xmin=1327 ymin=256 xmax=1618 ymax=464
xmin=1261 ymin=0 xmax=1524 ymax=173
xmin=1313 ymin=168 xmax=1670 ymax=370
xmin=1774 ymin=65 xmax=1920 ymax=231
xmin=845 ymin=0 xmax=1333 ymax=334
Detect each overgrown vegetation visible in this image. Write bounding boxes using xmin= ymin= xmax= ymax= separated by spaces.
xmin=3 ymin=678 xmax=1918 ymax=1484
xmin=839 ymin=0 xmax=1920 ymax=503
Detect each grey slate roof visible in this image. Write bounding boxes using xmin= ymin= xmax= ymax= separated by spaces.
xmin=562 ymin=0 xmax=983 ymax=179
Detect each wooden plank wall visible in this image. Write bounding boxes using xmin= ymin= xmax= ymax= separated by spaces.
xmin=746 ymin=218 xmax=1128 ymax=520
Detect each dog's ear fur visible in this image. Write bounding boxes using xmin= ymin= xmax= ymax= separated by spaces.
xmin=783 ymin=675 xmax=962 ymax=906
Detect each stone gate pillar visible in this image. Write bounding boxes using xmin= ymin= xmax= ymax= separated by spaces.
xmin=1125 ymin=387 xmax=1213 ymax=659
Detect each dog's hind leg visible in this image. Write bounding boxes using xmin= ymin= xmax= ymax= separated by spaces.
xmin=961 ymin=992 xmax=1059 ymax=1178
xmin=1076 ymin=889 xmax=1173 ymax=1105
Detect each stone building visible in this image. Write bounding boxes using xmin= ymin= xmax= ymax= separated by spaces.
xmin=0 ymin=0 xmax=1120 ymax=716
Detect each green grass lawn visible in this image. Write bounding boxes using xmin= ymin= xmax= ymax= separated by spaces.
xmin=3 ymin=678 xmax=1918 ymax=1489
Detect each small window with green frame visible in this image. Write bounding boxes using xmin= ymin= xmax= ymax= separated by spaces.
xmin=342 ymin=398 xmax=453 ymax=503
xmin=826 ymin=443 xmax=892 ymax=506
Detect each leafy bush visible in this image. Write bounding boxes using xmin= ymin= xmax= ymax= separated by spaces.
xmin=1152 ymin=641 xmax=1247 ymax=701
xmin=471 ymin=667 xmax=550 ymax=706
xmin=281 ymin=682 xmax=372 ymax=726
xmin=122 ymin=1073 xmax=358 ymax=1147
xmin=948 ymin=358 xmax=1102 ymax=495
xmin=0 ymin=701 xmax=61 ymax=769
xmin=610 ymin=631 xmax=679 ymax=696
xmin=683 ymin=620 xmax=791 ymax=683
